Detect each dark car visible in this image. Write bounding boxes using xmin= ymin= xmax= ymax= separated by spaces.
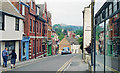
xmin=61 ymin=47 xmax=71 ymax=55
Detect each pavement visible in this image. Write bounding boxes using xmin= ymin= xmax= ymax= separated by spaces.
xmin=0 ymin=54 xmax=90 ymax=73
xmin=65 ymin=54 xmax=89 ymax=73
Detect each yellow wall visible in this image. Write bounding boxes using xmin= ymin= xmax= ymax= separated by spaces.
xmin=59 ymin=37 xmax=71 ymax=54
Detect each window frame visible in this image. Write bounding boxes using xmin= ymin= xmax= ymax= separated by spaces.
xmin=40 ymin=23 xmax=41 ymax=34
xmin=22 ymin=5 xmax=25 ymax=16
xmin=39 ymin=40 xmax=41 ymax=53
xmin=113 ymin=0 xmax=118 ymax=13
xmin=31 ymin=0 xmax=33 ymax=9
xmin=15 ymin=18 xmax=19 ymax=31
xmin=0 ymin=13 xmax=5 ymax=30
xmin=33 ymin=20 xmax=35 ymax=33
xmin=36 ymin=22 xmax=38 ymax=33
xmin=33 ymin=40 xmax=35 ymax=55
xmin=30 ymin=19 xmax=32 ymax=32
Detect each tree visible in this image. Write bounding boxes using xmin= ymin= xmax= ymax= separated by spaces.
xmin=78 ymin=37 xmax=83 ymax=50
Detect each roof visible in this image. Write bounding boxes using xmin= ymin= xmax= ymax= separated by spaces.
xmin=37 ymin=4 xmax=45 ymax=16
xmin=66 ymin=37 xmax=79 ymax=45
xmin=47 ymin=11 xmax=51 ymax=18
xmin=0 ymin=0 xmax=23 ymax=19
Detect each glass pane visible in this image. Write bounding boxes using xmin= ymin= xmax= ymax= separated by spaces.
xmin=23 ymin=42 xmax=26 ymax=56
xmin=96 ymin=22 xmax=105 ymax=71
xmin=105 ymin=14 xmax=120 ymax=72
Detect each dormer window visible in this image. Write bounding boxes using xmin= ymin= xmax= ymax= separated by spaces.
xmin=31 ymin=0 xmax=33 ymax=9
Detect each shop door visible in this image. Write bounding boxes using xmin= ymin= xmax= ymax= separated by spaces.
xmin=22 ymin=42 xmax=26 ymax=61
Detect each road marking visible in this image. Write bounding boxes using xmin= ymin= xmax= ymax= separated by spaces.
xmin=56 ymin=56 xmax=76 ymax=73
xmin=59 ymin=59 xmax=72 ymax=72
xmin=97 ymin=61 xmax=120 ymax=73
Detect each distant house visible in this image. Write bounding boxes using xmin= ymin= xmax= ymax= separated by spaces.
xmin=59 ymin=36 xmax=80 ymax=54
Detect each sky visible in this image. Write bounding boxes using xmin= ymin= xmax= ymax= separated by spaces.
xmin=36 ymin=0 xmax=107 ymax=26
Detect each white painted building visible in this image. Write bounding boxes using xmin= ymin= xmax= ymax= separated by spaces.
xmin=0 ymin=0 xmax=24 ymax=66
xmin=66 ymin=37 xmax=80 ymax=54
xmin=71 ymin=44 xmax=80 ymax=54
xmin=83 ymin=6 xmax=91 ymax=50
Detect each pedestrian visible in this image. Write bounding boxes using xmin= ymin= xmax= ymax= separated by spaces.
xmin=2 ymin=48 xmax=8 ymax=67
xmin=9 ymin=50 xmax=17 ymax=69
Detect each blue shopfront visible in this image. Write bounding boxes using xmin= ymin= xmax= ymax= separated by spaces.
xmin=21 ymin=37 xmax=30 ymax=61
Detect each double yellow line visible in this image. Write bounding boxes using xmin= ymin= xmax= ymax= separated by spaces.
xmin=56 ymin=56 xmax=75 ymax=73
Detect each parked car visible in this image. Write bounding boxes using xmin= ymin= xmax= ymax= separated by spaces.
xmin=61 ymin=47 xmax=71 ymax=55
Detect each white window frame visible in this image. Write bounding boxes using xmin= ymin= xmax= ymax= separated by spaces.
xmin=22 ymin=5 xmax=25 ymax=16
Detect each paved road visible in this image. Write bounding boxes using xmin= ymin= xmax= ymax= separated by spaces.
xmin=7 ymin=54 xmax=77 ymax=71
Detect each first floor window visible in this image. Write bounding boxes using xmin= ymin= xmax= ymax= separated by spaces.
xmin=40 ymin=23 xmax=41 ymax=34
xmin=30 ymin=19 xmax=32 ymax=32
xmin=15 ymin=18 xmax=19 ymax=31
xmin=33 ymin=20 xmax=35 ymax=32
xmin=0 ymin=13 xmax=4 ymax=30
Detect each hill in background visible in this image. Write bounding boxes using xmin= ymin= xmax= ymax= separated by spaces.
xmin=53 ymin=24 xmax=83 ymax=31
xmin=52 ymin=24 xmax=83 ymax=41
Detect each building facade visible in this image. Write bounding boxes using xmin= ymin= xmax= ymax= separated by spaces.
xmin=59 ymin=36 xmax=80 ymax=54
xmin=0 ymin=0 xmax=24 ymax=65
xmin=82 ymin=5 xmax=91 ymax=57
xmin=11 ymin=0 xmax=48 ymax=60
xmin=52 ymin=30 xmax=59 ymax=55
xmin=93 ymin=0 xmax=120 ymax=72
xmin=47 ymin=11 xmax=52 ymax=56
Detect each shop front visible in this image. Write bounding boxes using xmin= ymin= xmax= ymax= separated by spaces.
xmin=42 ymin=39 xmax=47 ymax=57
xmin=0 ymin=41 xmax=20 ymax=66
xmin=93 ymin=1 xmax=120 ymax=72
xmin=21 ymin=37 xmax=30 ymax=61
xmin=47 ymin=40 xmax=52 ymax=56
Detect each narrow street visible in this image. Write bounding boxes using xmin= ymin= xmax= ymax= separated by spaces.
xmin=2 ymin=54 xmax=88 ymax=72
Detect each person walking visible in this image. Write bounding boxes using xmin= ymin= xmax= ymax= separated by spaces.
xmin=2 ymin=48 xmax=8 ymax=67
xmin=9 ymin=50 xmax=17 ymax=69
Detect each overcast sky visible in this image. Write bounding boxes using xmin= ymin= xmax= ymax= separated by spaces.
xmin=36 ymin=0 xmax=106 ymax=26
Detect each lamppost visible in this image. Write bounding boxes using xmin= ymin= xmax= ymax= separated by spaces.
xmin=91 ymin=0 xmax=95 ymax=73
xmin=91 ymin=0 xmax=95 ymax=66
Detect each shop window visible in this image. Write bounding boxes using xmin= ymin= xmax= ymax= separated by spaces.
xmin=37 ymin=40 xmax=38 ymax=53
xmin=5 ymin=42 xmax=15 ymax=60
xmin=23 ymin=42 xmax=26 ymax=56
xmin=33 ymin=40 xmax=34 ymax=54
xmin=39 ymin=40 xmax=41 ymax=52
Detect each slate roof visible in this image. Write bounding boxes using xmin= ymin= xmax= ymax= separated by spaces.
xmin=66 ymin=37 xmax=79 ymax=45
xmin=0 ymin=0 xmax=23 ymax=19
xmin=37 ymin=4 xmax=45 ymax=16
xmin=47 ymin=11 xmax=51 ymax=18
